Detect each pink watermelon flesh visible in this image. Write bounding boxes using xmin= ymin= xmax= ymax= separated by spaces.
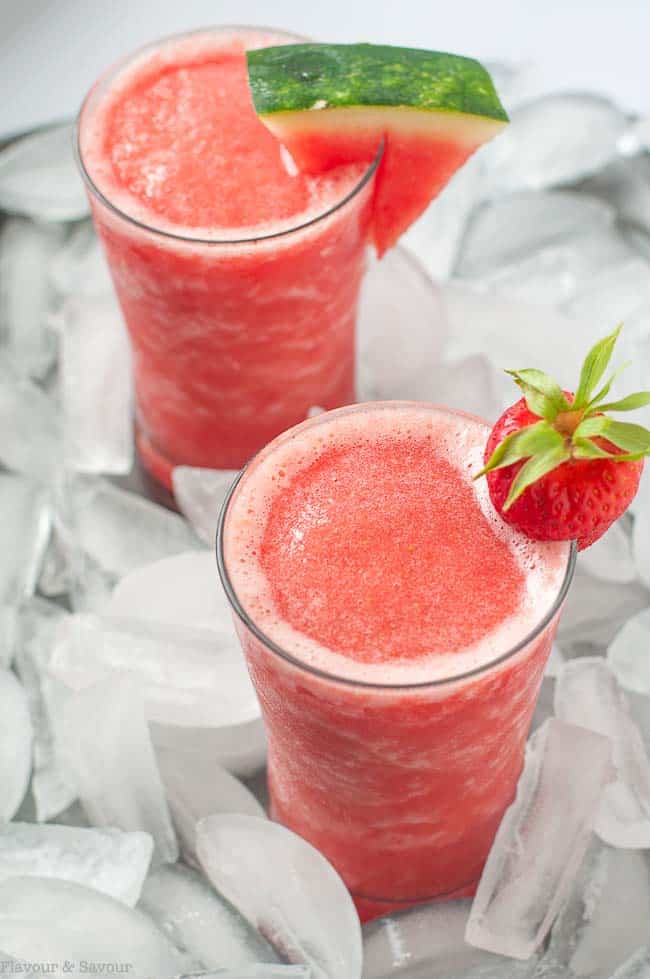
xmin=262 ymin=110 xmax=506 ymax=255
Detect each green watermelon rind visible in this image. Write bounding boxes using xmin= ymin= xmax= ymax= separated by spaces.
xmin=246 ymin=43 xmax=508 ymax=123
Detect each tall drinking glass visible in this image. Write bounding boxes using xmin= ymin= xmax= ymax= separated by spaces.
xmin=217 ymin=402 xmax=576 ymax=922
xmin=76 ymin=28 xmax=380 ymax=488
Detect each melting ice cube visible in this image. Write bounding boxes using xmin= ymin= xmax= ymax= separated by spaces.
xmin=540 ymin=838 xmax=650 ymax=979
xmin=0 ymin=876 xmax=186 ymax=978
xmin=61 ymin=295 xmax=133 ymax=475
xmin=555 ymin=657 xmax=650 ymax=848
xmin=172 ymin=467 xmax=239 ymax=545
xmin=0 ymin=670 xmax=33 ymax=823
xmin=0 ymin=217 xmax=64 ymax=379
xmin=608 ymin=608 xmax=650 ymax=696
xmin=0 ymin=124 xmax=89 ymax=222
xmin=139 ymin=863 xmax=279 ymax=971
xmin=0 ymin=358 xmax=61 ymax=480
xmin=197 ymin=814 xmax=362 ymax=979
xmin=54 ymin=675 xmax=178 ymax=865
xmin=465 ymin=719 xmax=613 ymax=960
xmin=0 ymin=823 xmax=152 ymax=906
xmin=156 ymin=745 xmax=264 ymax=863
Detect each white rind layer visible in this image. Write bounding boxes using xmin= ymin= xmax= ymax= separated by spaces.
xmin=262 ymin=104 xmax=507 ymax=143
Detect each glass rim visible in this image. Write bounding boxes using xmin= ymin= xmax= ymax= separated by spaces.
xmin=74 ymin=24 xmax=383 ymax=247
xmin=216 ymin=401 xmax=578 ymax=692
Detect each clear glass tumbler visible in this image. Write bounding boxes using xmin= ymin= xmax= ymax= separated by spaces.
xmin=217 ymin=402 xmax=576 ymax=922
xmin=76 ymin=27 xmax=380 ymax=489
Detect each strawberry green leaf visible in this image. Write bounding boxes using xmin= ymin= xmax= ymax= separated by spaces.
xmin=573 ymin=323 xmax=623 ymax=408
xmin=574 ymin=415 xmax=608 ymax=439
xmin=476 ymin=420 xmax=563 ymax=478
xmin=600 ymin=420 xmax=650 ymax=455
xmin=575 ymin=416 xmax=650 ymax=455
xmin=572 ymin=439 xmax=647 ymax=462
xmin=583 ymin=361 xmax=631 ymax=414
xmin=572 ymin=437 xmax=614 ymax=460
xmin=596 ymin=391 xmax=650 ymax=413
xmin=503 ymin=443 xmax=571 ymax=510
xmin=505 ymin=368 xmax=570 ymax=420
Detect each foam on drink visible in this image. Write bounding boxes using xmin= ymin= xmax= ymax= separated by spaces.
xmin=79 ymin=29 xmax=368 ymax=241
xmin=224 ymin=402 xmax=570 ymax=685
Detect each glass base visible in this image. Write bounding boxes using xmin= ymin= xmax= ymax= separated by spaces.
xmin=353 ymin=878 xmax=479 ymax=924
xmin=269 ymin=795 xmax=480 ymax=925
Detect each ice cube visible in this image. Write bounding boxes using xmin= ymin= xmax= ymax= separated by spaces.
xmin=60 ymin=475 xmax=203 ymax=581
xmin=423 ymin=354 xmax=505 ymax=421
xmin=357 ymin=247 xmax=448 ymax=402
xmin=362 ymin=900 xmax=537 ymax=978
xmin=610 ymin=947 xmax=650 ymax=979
xmin=156 ymin=745 xmax=265 ymax=863
xmin=37 ymin=521 xmax=72 ymax=598
xmin=0 ymin=670 xmax=33 ymax=822
xmin=456 ymin=191 xmax=614 ymax=279
xmin=465 ymin=719 xmax=613 ymax=960
xmin=472 ymin=228 xmax=634 ymax=309
xmin=0 ymin=217 xmax=65 ymax=379
xmin=565 ymin=258 xmax=650 ymax=329
xmin=554 ymin=658 xmax=650 ymax=849
xmin=541 ymin=838 xmax=650 ymax=979
xmin=633 ymin=469 xmax=650 ymax=587
xmin=139 ymin=863 xmax=279 ymax=970
xmin=611 ymin=311 xmax=650 ymax=432
xmin=529 ymin=676 xmax=556 ymax=734
xmin=607 ymin=608 xmax=650 ymax=697
xmin=579 ymin=518 xmax=637 ymax=584
xmin=0 ymin=823 xmax=152 ymax=906
xmin=151 ymin=718 xmax=267 ymax=780
xmin=0 ymin=124 xmax=89 ymax=222
xmin=486 ymin=93 xmax=628 ymax=191
xmin=0 ymin=358 xmax=61 ymax=480
xmin=623 ymin=116 xmax=650 ymax=154
xmin=402 ymin=150 xmax=486 ymax=281
xmin=61 ymin=294 xmax=133 ymax=475
xmin=50 ymin=613 xmax=260 ymax=728
xmin=544 ymin=643 xmax=565 ymax=679
xmin=579 ymin=156 xmax=650 ymax=234
xmin=12 ymin=597 xmax=77 ymax=821
xmin=0 ymin=473 xmax=51 ymax=606
xmin=624 ymin=227 xmax=650 ymax=264
xmin=107 ymin=551 xmax=235 ymax=634
xmin=0 ymin=607 xmax=17 ymax=669
xmin=54 ymin=675 xmax=178 ymax=865
xmin=172 ymin=468 xmax=239 ymax=545
xmin=442 ymin=281 xmax=602 ymax=398
xmin=196 ymin=814 xmax=362 ymax=979
xmin=558 ymin=566 xmax=650 ymax=653
xmin=49 ymin=221 xmax=112 ymax=298
xmin=0 ymin=876 xmax=186 ymax=978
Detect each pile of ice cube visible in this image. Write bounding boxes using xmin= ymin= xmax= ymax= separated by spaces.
xmin=1 ymin=67 xmax=650 ymax=978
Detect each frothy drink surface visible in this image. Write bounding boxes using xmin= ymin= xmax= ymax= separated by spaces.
xmin=226 ymin=403 xmax=569 ymax=684
xmin=81 ymin=30 xmax=365 ymax=238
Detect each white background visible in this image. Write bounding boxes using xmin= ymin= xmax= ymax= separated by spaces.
xmin=1 ymin=0 xmax=649 ymax=138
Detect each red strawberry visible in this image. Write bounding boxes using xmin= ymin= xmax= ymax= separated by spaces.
xmin=478 ymin=325 xmax=650 ymax=550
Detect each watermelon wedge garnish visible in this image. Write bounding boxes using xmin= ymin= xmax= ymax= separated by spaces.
xmin=246 ymin=43 xmax=508 ymax=255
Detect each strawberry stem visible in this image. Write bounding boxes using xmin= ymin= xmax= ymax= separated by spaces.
xmin=554 ymin=409 xmax=584 ymax=437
